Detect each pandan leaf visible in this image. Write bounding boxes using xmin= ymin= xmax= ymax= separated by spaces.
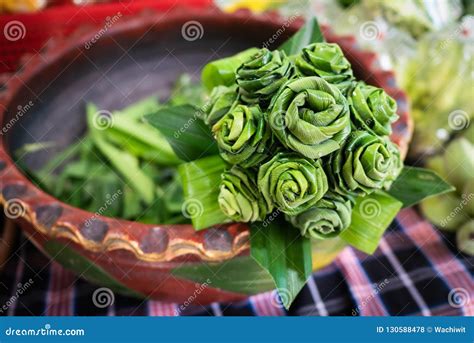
xmin=279 ymin=17 xmax=324 ymax=55
xmin=202 ymin=48 xmax=259 ymax=91
xmin=340 ymin=191 xmax=402 ymax=254
xmin=87 ymin=103 xmax=155 ymax=204
xmin=178 ymin=155 xmax=231 ymax=230
xmin=250 ymin=216 xmax=312 ymax=310
xmin=145 ymin=105 xmax=219 ymax=162
xmin=387 ymin=166 xmax=455 ymax=208
xmin=172 ymin=256 xmax=275 ymax=295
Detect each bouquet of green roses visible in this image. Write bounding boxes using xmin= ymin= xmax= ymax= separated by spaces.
xmin=146 ymin=18 xmax=453 ymax=308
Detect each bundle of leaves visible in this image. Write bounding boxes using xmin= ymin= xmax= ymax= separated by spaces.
xmin=147 ymin=18 xmax=453 ymax=308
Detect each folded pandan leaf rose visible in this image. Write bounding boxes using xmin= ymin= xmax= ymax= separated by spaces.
xmin=287 ymin=191 xmax=353 ymax=240
xmin=348 ymin=82 xmax=399 ymax=136
xmin=204 ymin=85 xmax=238 ymax=125
xmin=295 ymin=43 xmax=354 ymax=93
xmin=269 ymin=76 xmax=351 ymax=159
xmin=384 ymin=138 xmax=403 ymax=188
xmin=218 ymin=166 xmax=269 ymax=222
xmin=329 ymin=130 xmax=402 ymax=196
xmin=236 ymin=49 xmax=294 ymax=106
xmin=258 ymin=152 xmax=328 ymax=215
xmin=212 ymin=104 xmax=272 ymax=167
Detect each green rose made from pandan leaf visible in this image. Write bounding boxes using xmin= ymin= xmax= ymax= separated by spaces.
xmin=287 ymin=192 xmax=352 ymax=240
xmin=258 ymin=152 xmax=328 ymax=215
xmin=269 ymin=76 xmax=351 ymax=159
xmin=212 ymin=104 xmax=272 ymax=168
xmin=218 ymin=166 xmax=269 ymax=222
xmin=349 ymin=82 xmax=398 ymax=136
xmin=236 ymin=49 xmax=294 ymax=107
xmin=295 ymin=43 xmax=354 ymax=94
xmin=329 ymin=130 xmax=402 ymax=196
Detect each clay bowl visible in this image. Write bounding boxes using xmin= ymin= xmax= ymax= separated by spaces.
xmin=0 ymin=8 xmax=412 ymax=305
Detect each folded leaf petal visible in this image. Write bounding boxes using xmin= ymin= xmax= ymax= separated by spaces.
xmin=258 ymin=152 xmax=328 ymax=215
xmin=236 ymin=49 xmax=294 ymax=107
xmin=349 ymin=82 xmax=398 ymax=136
xmin=219 ymin=166 xmax=269 ymax=222
xmin=295 ymin=43 xmax=354 ymax=93
xmin=287 ymin=191 xmax=352 ymax=240
xmin=269 ymin=76 xmax=351 ymax=159
xmin=212 ymin=104 xmax=273 ymax=167
xmin=328 ymin=130 xmax=403 ymax=196
xmin=204 ymin=85 xmax=239 ymax=126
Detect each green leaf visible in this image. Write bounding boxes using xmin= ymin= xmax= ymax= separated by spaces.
xmin=202 ymin=48 xmax=259 ymax=91
xmin=87 ymin=103 xmax=155 ymax=204
xmin=44 ymin=240 xmax=143 ymax=298
xmin=169 ymin=74 xmax=205 ymax=107
xmin=250 ymin=217 xmax=312 ymax=310
xmin=145 ymin=105 xmax=219 ymax=162
xmin=105 ymin=114 xmax=181 ymax=165
xmin=386 ymin=166 xmax=455 ymax=208
xmin=115 ymin=95 xmax=161 ymax=120
xmin=92 ymin=135 xmax=155 ymax=205
xmin=340 ymin=191 xmax=402 ymax=254
xmin=279 ymin=17 xmax=324 ymax=55
xmin=178 ymin=155 xmax=230 ymax=230
xmin=172 ymin=256 xmax=275 ymax=295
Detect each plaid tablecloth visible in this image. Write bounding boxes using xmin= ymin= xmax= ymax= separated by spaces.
xmin=1 ymin=208 xmax=472 ymax=316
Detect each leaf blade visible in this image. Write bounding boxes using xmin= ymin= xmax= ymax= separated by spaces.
xmin=340 ymin=191 xmax=402 ymax=254
xmin=250 ymin=217 xmax=312 ymax=309
xmin=172 ymin=256 xmax=275 ymax=295
xmin=387 ymin=166 xmax=455 ymax=208
xmin=279 ymin=17 xmax=324 ymax=55
xmin=201 ymin=48 xmax=259 ymax=91
xmin=178 ymin=155 xmax=230 ymax=230
xmin=145 ymin=105 xmax=219 ymax=162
